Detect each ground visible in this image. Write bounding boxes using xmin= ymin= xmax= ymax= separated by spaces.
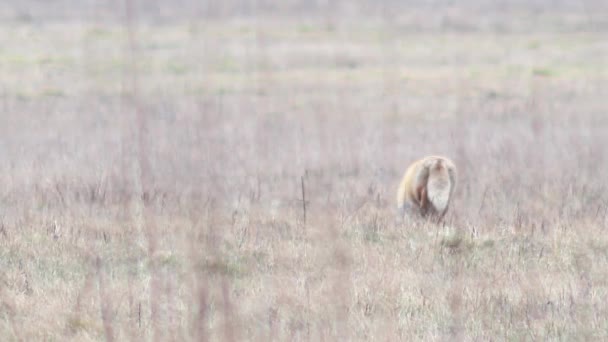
xmin=0 ymin=1 xmax=608 ymax=341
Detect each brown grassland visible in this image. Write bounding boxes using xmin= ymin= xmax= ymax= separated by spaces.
xmin=0 ymin=1 xmax=608 ymax=341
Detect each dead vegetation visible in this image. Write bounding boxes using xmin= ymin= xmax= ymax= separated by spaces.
xmin=0 ymin=1 xmax=608 ymax=341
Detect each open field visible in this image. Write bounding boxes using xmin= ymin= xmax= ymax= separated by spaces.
xmin=1 ymin=2 xmax=608 ymax=341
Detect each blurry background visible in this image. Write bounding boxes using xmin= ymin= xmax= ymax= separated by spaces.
xmin=0 ymin=1 xmax=607 ymax=340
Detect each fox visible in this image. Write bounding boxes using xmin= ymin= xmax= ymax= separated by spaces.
xmin=396 ymin=156 xmax=457 ymax=222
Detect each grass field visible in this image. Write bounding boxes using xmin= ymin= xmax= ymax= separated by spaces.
xmin=1 ymin=2 xmax=608 ymax=341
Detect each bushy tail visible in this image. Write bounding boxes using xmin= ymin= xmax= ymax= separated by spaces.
xmin=426 ymin=172 xmax=451 ymax=213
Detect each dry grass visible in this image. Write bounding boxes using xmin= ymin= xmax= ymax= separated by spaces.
xmin=1 ymin=2 xmax=608 ymax=341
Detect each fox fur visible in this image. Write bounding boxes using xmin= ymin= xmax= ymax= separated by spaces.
xmin=397 ymin=156 xmax=457 ymax=222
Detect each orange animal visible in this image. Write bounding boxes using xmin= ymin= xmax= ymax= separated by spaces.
xmin=397 ymin=156 xmax=457 ymax=222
